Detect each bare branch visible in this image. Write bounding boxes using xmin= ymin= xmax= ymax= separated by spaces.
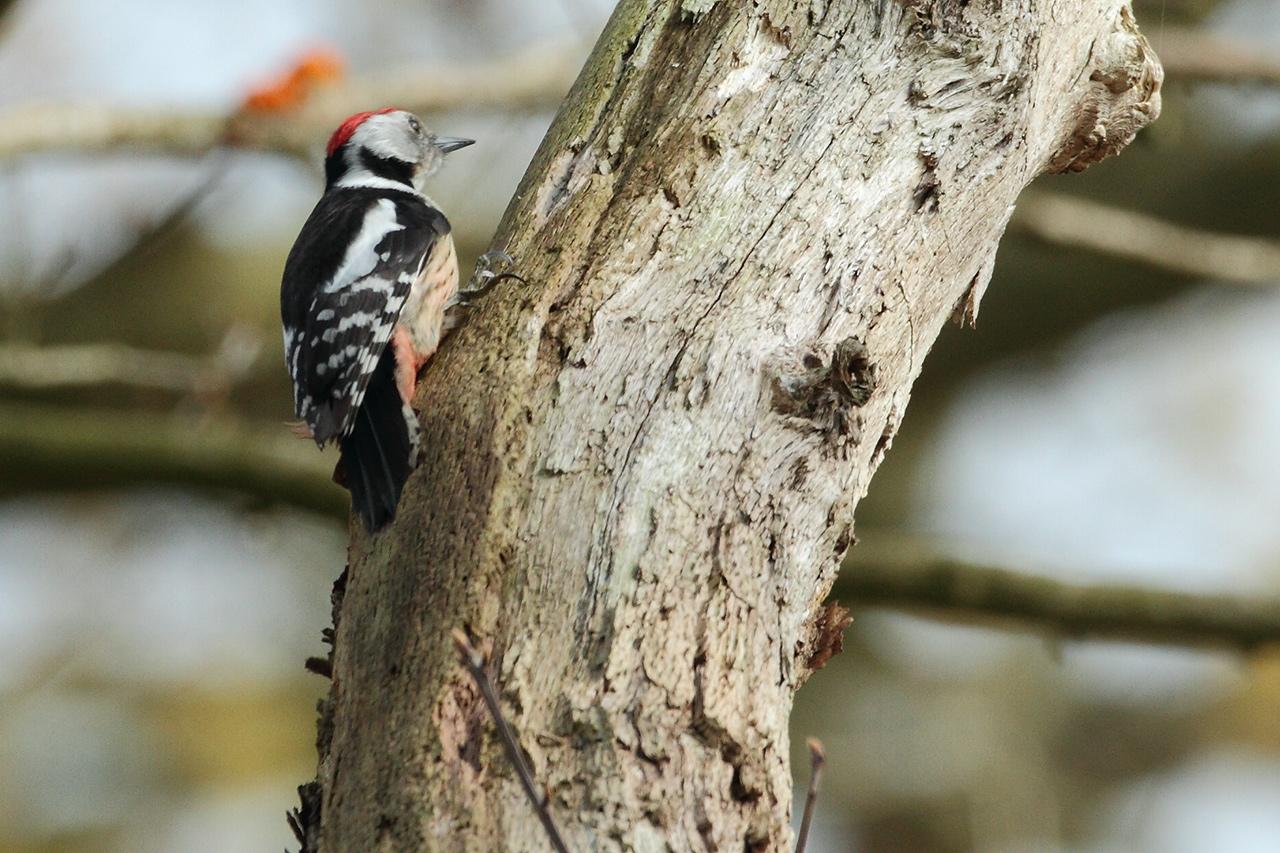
xmin=0 ymin=42 xmax=579 ymax=161
xmin=450 ymin=629 xmax=570 ymax=853
xmin=5 ymin=396 xmax=1276 ymax=654
xmin=7 ymin=395 xmax=1277 ymax=655
xmin=1156 ymin=26 xmax=1280 ymax=87
xmin=5 ymin=398 xmax=1275 ymax=655
xmin=1012 ymin=192 xmax=1280 ymax=285
xmin=839 ymin=535 xmax=1280 ymax=651
xmin=84 ymin=151 xmax=231 ymax=271
xmin=0 ymin=401 xmax=344 ymax=517
xmin=0 ymin=329 xmax=260 ymax=396
xmin=794 ymin=738 xmax=826 ymax=853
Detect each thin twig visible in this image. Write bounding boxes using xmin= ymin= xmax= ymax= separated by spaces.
xmin=94 ymin=150 xmax=231 ymax=271
xmin=794 ymin=738 xmax=825 ymax=853
xmin=450 ymin=628 xmax=570 ymax=853
xmin=839 ymin=534 xmax=1280 ymax=651
xmin=0 ymin=150 xmax=228 ymax=301
xmin=1012 ymin=192 xmax=1280 ymax=286
xmin=0 ymin=42 xmax=579 ymax=161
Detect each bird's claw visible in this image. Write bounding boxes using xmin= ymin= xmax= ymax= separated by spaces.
xmin=460 ymin=249 xmax=525 ymax=303
xmin=443 ymin=250 xmax=526 ymax=336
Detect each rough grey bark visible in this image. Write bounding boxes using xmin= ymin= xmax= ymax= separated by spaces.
xmin=304 ymin=1 xmax=1161 ymax=850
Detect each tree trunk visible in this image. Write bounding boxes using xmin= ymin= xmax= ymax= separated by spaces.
xmin=304 ymin=1 xmax=1160 ymax=849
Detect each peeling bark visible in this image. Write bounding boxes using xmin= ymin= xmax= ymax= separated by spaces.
xmin=305 ymin=1 xmax=1161 ymax=850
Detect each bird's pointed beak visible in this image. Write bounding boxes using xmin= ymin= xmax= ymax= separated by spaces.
xmin=435 ymin=137 xmax=475 ymax=154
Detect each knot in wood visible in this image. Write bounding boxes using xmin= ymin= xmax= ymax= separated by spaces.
xmin=772 ymin=338 xmax=877 ymax=441
xmin=898 ymin=0 xmax=982 ymax=57
xmin=804 ymin=601 xmax=853 ymax=674
xmin=1046 ymin=6 xmax=1163 ymax=174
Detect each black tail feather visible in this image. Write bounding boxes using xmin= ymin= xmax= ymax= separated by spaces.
xmin=339 ymin=348 xmax=413 ymax=533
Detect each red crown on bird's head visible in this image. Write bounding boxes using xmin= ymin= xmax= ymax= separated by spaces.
xmin=326 ymin=107 xmax=397 ymax=157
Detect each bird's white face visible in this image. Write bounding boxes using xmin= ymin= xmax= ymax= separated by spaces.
xmin=347 ymin=110 xmax=442 ymax=187
xmin=338 ymin=110 xmax=474 ymax=193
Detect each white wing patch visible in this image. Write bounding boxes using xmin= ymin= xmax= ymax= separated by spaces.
xmin=322 ymin=200 xmax=404 ymax=294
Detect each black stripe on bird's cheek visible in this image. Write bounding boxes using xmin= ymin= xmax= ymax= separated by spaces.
xmin=358 ymin=148 xmax=416 ymax=187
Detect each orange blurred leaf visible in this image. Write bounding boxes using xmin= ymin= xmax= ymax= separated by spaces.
xmin=243 ymin=49 xmax=345 ymax=113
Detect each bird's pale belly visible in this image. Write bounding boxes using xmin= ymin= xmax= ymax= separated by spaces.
xmin=399 ymin=233 xmax=458 ymax=361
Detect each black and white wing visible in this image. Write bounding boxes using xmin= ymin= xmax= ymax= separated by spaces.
xmin=281 ymin=187 xmax=448 ymax=445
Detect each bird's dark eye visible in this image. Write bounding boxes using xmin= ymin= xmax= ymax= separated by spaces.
xmin=407 ymin=116 xmax=422 ymax=133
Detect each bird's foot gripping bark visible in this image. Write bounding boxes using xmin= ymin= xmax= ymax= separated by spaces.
xmin=443 ymin=250 xmax=526 ymax=334
xmin=465 ymin=249 xmax=523 ymax=295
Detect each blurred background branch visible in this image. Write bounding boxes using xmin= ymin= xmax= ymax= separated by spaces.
xmin=0 ymin=328 xmax=260 ymax=395
xmin=2 ymin=26 xmax=1275 ymax=168
xmin=0 ymin=41 xmax=578 ymax=161
xmin=842 ymin=535 xmax=1280 ymax=650
xmin=10 ymin=381 xmax=1278 ymax=653
xmin=1012 ymin=192 xmax=1280 ymax=285
xmin=1158 ymin=26 xmax=1280 ymax=85
xmin=0 ymin=401 xmax=343 ymax=516
xmin=11 ymin=375 xmax=1278 ymax=651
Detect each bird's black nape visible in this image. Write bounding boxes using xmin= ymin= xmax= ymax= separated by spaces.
xmin=338 ymin=347 xmax=414 ymax=533
xmin=356 ymin=147 xmax=416 ymax=187
xmin=323 ymin=146 xmax=415 ymax=189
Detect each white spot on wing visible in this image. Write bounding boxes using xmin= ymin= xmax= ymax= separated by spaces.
xmin=350 ymin=276 xmax=396 ymax=294
xmin=337 ymin=311 xmax=378 ymax=331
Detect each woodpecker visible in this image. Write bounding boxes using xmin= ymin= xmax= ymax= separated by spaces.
xmin=281 ymin=108 xmax=473 ymax=533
